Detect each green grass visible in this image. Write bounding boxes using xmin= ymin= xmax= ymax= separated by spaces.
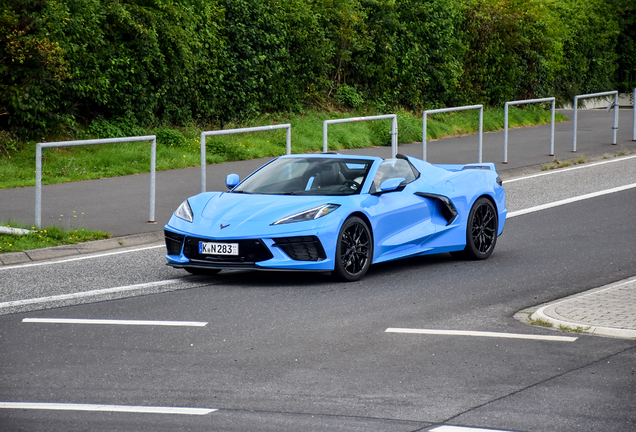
xmin=0 ymin=106 xmax=567 ymax=189
xmin=0 ymin=220 xmax=111 ymax=253
xmin=542 ymin=148 xmax=636 ymax=171
xmin=528 ymin=317 xmax=554 ymax=327
xmin=558 ymin=324 xmax=590 ymax=333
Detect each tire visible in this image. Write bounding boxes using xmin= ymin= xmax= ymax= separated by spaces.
xmin=185 ymin=267 xmax=222 ymax=275
xmin=334 ymin=216 xmax=373 ymax=282
xmin=453 ymin=197 xmax=498 ymax=260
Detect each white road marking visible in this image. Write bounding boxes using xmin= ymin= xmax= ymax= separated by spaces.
xmin=0 ymin=279 xmax=183 ymax=310
xmin=507 ymin=183 xmax=636 ymax=218
xmin=502 ymin=154 xmax=636 ymax=184
xmin=22 ymin=318 xmax=207 ymax=327
xmin=386 ymin=328 xmax=577 ymax=342
xmin=0 ymin=402 xmax=216 ymax=415
xmin=0 ymin=244 xmax=165 ymax=271
xmin=431 ymin=426 xmax=518 ymax=432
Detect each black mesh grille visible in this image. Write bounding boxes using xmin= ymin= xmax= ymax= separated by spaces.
xmin=273 ymin=236 xmax=326 ymax=261
xmin=183 ymin=237 xmax=273 ymax=263
xmin=164 ymin=230 xmax=185 ymax=255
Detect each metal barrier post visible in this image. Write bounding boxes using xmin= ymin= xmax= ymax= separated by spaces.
xmin=200 ymin=124 xmax=291 ymax=192
xmin=35 ymin=144 xmax=42 ymax=230
xmin=423 ymin=105 xmax=483 ymax=163
xmin=149 ymin=137 xmax=156 ymax=223
xmin=35 ymin=136 xmax=157 ymax=229
xmin=503 ymin=97 xmax=555 ymax=164
xmin=613 ymin=92 xmax=619 ymax=145
xmin=323 ymin=115 xmax=398 ymax=158
xmin=572 ymin=91 xmax=619 ymax=152
xmin=632 ymin=88 xmax=635 ymax=142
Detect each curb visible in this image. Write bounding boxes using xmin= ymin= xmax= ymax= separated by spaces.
xmin=529 ymin=277 xmax=636 ymax=340
xmin=0 ymin=231 xmax=164 ymax=266
xmin=531 ymin=306 xmax=636 ymax=339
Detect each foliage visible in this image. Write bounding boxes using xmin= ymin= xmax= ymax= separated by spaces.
xmin=86 ymin=116 xmax=145 ymax=139
xmin=547 ymin=0 xmax=620 ymax=104
xmin=155 ymin=127 xmax=190 ymax=148
xmin=606 ymin=0 xmax=636 ymax=92
xmin=459 ymin=0 xmax=562 ymax=105
xmin=0 ymin=1 xmax=71 ymax=136
xmin=0 ymin=0 xmax=630 ymax=142
xmin=335 ymin=84 xmax=364 ymax=109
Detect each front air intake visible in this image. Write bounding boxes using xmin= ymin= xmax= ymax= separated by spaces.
xmin=273 ymin=236 xmax=326 ymax=261
xmin=164 ymin=230 xmax=185 ymax=255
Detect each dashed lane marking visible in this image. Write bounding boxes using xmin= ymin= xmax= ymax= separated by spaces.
xmin=0 ymin=402 xmax=216 ymax=415
xmin=22 ymin=318 xmax=207 ymax=327
xmin=386 ymin=328 xmax=577 ymax=342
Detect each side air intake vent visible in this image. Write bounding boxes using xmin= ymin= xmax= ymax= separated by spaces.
xmin=415 ymin=193 xmax=458 ymax=225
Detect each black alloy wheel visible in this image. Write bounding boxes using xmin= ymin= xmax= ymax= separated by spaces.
xmin=453 ymin=197 xmax=498 ymax=260
xmin=334 ymin=216 xmax=373 ymax=281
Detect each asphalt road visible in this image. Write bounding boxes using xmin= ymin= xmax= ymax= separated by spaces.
xmin=1 ymin=156 xmax=635 ymax=431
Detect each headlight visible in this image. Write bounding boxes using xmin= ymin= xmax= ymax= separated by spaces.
xmin=175 ymin=200 xmax=194 ymax=223
xmin=271 ymin=204 xmax=340 ymax=225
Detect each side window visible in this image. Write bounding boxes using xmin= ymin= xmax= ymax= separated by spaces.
xmin=372 ymin=158 xmax=418 ymax=190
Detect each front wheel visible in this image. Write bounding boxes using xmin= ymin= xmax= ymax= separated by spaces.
xmin=453 ymin=197 xmax=498 ymax=260
xmin=334 ymin=216 xmax=373 ymax=282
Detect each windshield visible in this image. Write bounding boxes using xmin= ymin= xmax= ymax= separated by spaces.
xmin=232 ymin=157 xmax=373 ymax=195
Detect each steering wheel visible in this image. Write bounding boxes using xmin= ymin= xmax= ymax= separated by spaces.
xmin=343 ymin=180 xmax=359 ymax=190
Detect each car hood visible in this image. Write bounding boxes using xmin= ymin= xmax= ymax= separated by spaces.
xmin=202 ymin=192 xmax=344 ymax=221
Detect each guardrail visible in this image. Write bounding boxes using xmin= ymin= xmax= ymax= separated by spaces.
xmin=503 ymin=97 xmax=555 ymax=164
xmin=573 ymin=91 xmax=618 ymax=152
xmin=423 ymin=105 xmax=483 ymax=163
xmin=633 ymin=88 xmax=635 ymax=142
xmin=200 ymin=124 xmax=291 ymax=192
xmin=35 ymin=136 xmax=157 ymax=229
xmin=323 ymin=115 xmax=398 ymax=158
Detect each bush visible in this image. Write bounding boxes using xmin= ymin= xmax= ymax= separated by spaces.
xmin=606 ymin=0 xmax=636 ymax=92
xmin=0 ymin=0 xmax=631 ymax=143
xmin=87 ymin=117 xmax=146 ymax=139
xmin=336 ymin=85 xmax=364 ymax=109
xmin=458 ymin=0 xmax=562 ymax=105
xmin=548 ymin=0 xmax=620 ymax=104
xmin=155 ymin=127 xmax=189 ymax=148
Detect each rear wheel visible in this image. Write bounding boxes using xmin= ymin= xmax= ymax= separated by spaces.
xmin=185 ymin=267 xmax=222 ymax=275
xmin=453 ymin=197 xmax=498 ymax=260
xmin=334 ymin=216 xmax=372 ymax=282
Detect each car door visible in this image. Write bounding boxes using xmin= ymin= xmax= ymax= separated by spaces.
xmin=362 ymin=159 xmax=437 ymax=263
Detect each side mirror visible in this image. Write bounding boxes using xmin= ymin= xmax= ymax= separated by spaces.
xmin=226 ymin=174 xmax=240 ymax=189
xmin=379 ymin=177 xmax=405 ymax=192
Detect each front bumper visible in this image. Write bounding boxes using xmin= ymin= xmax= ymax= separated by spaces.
xmin=164 ymin=229 xmax=335 ymax=271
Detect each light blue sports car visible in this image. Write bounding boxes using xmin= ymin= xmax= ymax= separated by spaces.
xmin=164 ymin=153 xmax=506 ymax=281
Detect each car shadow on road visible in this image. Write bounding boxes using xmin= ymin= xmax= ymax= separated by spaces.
xmin=184 ymin=253 xmax=467 ymax=288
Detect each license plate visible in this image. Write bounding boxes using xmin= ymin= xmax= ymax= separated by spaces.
xmin=199 ymin=242 xmax=239 ymax=256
